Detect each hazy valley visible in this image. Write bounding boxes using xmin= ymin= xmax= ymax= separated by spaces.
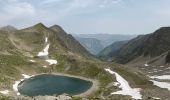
xmin=73 ymin=34 xmax=136 ymax=55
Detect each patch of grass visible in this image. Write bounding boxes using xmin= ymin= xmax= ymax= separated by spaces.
xmin=0 ymin=95 xmax=11 ymax=100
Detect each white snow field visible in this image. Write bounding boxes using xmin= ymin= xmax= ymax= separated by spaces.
xmin=0 ymin=90 xmax=9 ymax=95
xmin=43 ymin=65 xmax=47 ymax=68
xmin=144 ymin=63 xmax=149 ymax=67
xmin=150 ymin=75 xmax=170 ymax=80
xmin=29 ymin=60 xmax=36 ymax=62
xmin=37 ymin=44 xmax=50 ymax=57
xmin=105 ymin=68 xmax=142 ymax=99
xmin=45 ymin=37 xmax=48 ymax=43
xmin=38 ymin=37 xmax=50 ymax=57
xmin=151 ymin=80 xmax=170 ymax=91
xmin=46 ymin=59 xmax=57 ymax=65
xmin=37 ymin=37 xmax=58 ymax=66
xmin=13 ymin=74 xmax=32 ymax=95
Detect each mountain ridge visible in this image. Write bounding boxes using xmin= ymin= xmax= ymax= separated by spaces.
xmin=0 ymin=23 xmax=169 ymax=100
xmin=102 ymin=27 xmax=170 ymax=64
xmin=0 ymin=25 xmax=17 ymax=32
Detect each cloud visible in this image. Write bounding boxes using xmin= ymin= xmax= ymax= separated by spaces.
xmin=0 ymin=0 xmax=169 ymax=35
xmin=99 ymin=0 xmax=123 ymax=8
xmin=0 ymin=0 xmax=123 ymax=27
xmin=0 ymin=0 xmax=35 ymax=27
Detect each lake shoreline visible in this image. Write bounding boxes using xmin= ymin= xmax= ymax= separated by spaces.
xmin=51 ymin=72 xmax=100 ymax=97
xmin=17 ymin=72 xmax=99 ymax=97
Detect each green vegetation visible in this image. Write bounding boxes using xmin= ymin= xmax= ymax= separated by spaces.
xmin=0 ymin=23 xmax=163 ymax=99
xmin=0 ymin=95 xmax=10 ymax=100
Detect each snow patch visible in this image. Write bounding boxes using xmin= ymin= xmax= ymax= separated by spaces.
xmin=0 ymin=90 xmax=9 ymax=95
xmin=13 ymin=74 xmax=32 ymax=95
xmin=43 ymin=65 xmax=47 ymax=68
xmin=38 ymin=37 xmax=58 ymax=67
xmin=144 ymin=63 xmax=149 ymax=67
xmin=45 ymin=37 xmax=48 ymax=43
xmin=148 ymin=72 xmax=153 ymax=74
xmin=152 ymin=97 xmax=161 ymax=100
xmin=150 ymin=75 xmax=170 ymax=80
xmin=166 ymin=67 xmax=170 ymax=70
xmin=37 ymin=44 xmax=50 ymax=57
xmin=22 ymin=74 xmax=31 ymax=79
xmin=46 ymin=59 xmax=57 ymax=65
xmin=105 ymin=68 xmax=142 ymax=99
xmin=29 ymin=60 xmax=35 ymax=62
xmin=113 ymin=82 xmax=119 ymax=86
xmin=151 ymin=80 xmax=170 ymax=91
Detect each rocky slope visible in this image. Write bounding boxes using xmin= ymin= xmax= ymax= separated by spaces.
xmin=99 ymin=27 xmax=170 ymax=99
xmin=0 ymin=24 xmax=169 ymax=100
xmin=102 ymin=27 xmax=170 ymax=65
xmin=98 ymin=40 xmax=128 ymax=60
xmin=0 ymin=23 xmax=112 ymax=99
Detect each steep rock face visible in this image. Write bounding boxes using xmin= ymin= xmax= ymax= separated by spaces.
xmin=74 ymin=37 xmax=104 ymax=55
xmin=49 ymin=25 xmax=94 ymax=59
xmin=104 ymin=27 xmax=170 ymax=64
xmin=98 ymin=40 xmax=128 ymax=59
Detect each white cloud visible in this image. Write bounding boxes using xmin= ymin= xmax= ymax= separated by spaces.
xmin=99 ymin=0 xmax=123 ymax=8
xmin=0 ymin=0 xmax=123 ymax=27
xmin=0 ymin=0 xmax=169 ymax=35
xmin=40 ymin=0 xmax=62 ymax=5
xmin=0 ymin=0 xmax=35 ymax=26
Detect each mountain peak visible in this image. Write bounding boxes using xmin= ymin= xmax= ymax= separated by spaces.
xmin=50 ymin=25 xmax=64 ymax=32
xmin=105 ymin=26 xmax=170 ymax=64
xmin=20 ymin=23 xmax=48 ymax=33
xmin=154 ymin=26 xmax=170 ymax=34
xmin=0 ymin=25 xmax=17 ymax=32
xmin=30 ymin=23 xmax=48 ymax=31
xmin=33 ymin=23 xmax=47 ymax=28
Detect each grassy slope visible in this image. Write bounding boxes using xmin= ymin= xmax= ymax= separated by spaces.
xmin=0 ymin=24 xmax=163 ymax=100
xmin=109 ymin=27 xmax=170 ymax=64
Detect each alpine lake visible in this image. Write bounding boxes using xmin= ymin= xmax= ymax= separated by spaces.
xmin=18 ymin=74 xmax=92 ymax=96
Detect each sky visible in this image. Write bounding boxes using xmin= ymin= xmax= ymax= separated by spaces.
xmin=0 ymin=0 xmax=170 ymax=35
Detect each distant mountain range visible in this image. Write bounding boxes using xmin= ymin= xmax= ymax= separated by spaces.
xmin=73 ymin=37 xmax=104 ymax=55
xmin=98 ymin=40 xmax=128 ymax=60
xmin=73 ymin=34 xmax=136 ymax=55
xmin=0 ymin=25 xmax=17 ymax=32
xmin=99 ymin=27 xmax=170 ymax=66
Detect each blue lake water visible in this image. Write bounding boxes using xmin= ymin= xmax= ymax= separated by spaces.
xmin=18 ymin=74 xmax=92 ymax=96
